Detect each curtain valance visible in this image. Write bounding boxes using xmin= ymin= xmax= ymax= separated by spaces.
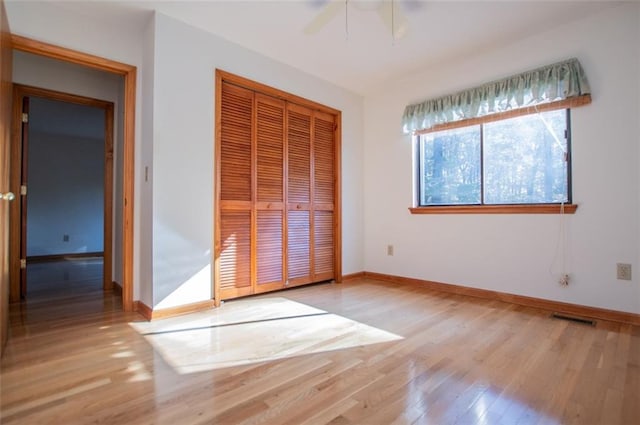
xmin=401 ymin=58 xmax=591 ymax=134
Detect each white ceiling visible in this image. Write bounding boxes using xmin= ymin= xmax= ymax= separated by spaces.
xmin=31 ymin=0 xmax=622 ymax=95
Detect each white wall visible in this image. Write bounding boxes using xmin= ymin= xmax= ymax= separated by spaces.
xmin=7 ymin=1 xmax=147 ymax=299
xmin=138 ymin=14 xmax=155 ymax=307
xmin=363 ymin=3 xmax=640 ymax=314
xmin=27 ymin=132 xmax=104 ymax=256
xmin=150 ymin=13 xmax=364 ymax=308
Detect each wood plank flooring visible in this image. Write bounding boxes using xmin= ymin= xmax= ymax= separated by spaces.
xmin=1 ymin=260 xmax=638 ymax=424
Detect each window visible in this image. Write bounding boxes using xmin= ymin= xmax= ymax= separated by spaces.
xmin=403 ymin=58 xmax=590 ymax=213
xmin=416 ymin=109 xmax=574 ymax=212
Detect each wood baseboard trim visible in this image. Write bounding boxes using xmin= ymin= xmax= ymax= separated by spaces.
xmin=134 ymin=301 xmax=152 ymax=321
xmin=112 ymin=281 xmax=122 ymax=295
xmin=27 ymin=252 xmax=104 ymax=263
xmin=151 ymin=300 xmax=216 ymax=320
xmin=342 ymin=272 xmax=365 ymax=281
xmin=133 ymin=299 xmax=216 ymax=321
xmin=362 ymin=271 xmax=640 ymax=326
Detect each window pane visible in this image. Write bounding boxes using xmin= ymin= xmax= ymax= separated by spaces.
xmin=420 ymin=126 xmax=481 ymax=205
xmin=483 ymin=110 xmax=568 ymax=204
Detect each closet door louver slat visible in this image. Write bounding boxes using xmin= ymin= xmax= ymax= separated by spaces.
xmin=220 ymin=83 xmax=253 ymax=202
xmin=219 ymin=211 xmax=252 ymax=298
xmin=256 ymin=210 xmax=283 ymax=287
xmin=287 ymin=210 xmax=311 ymax=282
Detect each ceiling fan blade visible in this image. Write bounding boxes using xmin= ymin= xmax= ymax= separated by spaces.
xmin=377 ymin=1 xmax=409 ymax=40
xmin=304 ymin=1 xmax=345 ymax=35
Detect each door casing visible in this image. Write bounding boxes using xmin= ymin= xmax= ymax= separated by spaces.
xmin=11 ymin=84 xmax=114 ymax=295
xmin=0 ymin=0 xmax=13 ymax=355
xmin=9 ymin=35 xmax=136 ymax=311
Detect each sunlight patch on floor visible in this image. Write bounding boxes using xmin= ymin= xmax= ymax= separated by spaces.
xmin=130 ymin=297 xmax=402 ymax=374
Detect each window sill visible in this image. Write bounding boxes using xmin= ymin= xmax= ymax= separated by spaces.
xmin=409 ymin=204 xmax=578 ymax=215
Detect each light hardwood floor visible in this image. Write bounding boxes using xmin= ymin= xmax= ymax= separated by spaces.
xmin=1 ymin=260 xmax=638 ymax=424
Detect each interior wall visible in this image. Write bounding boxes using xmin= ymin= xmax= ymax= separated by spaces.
xmin=138 ymin=13 xmax=155 ymax=307
xmin=6 ymin=0 xmax=147 ymax=300
xmin=151 ymin=13 xmax=364 ymax=308
xmin=27 ymin=130 xmax=104 ymax=256
xmin=363 ymin=3 xmax=640 ymax=314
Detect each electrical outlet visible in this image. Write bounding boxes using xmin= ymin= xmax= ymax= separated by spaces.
xmin=617 ymin=263 xmax=631 ymax=281
xmin=387 ymin=245 xmax=394 ymax=256
xmin=63 ymin=234 xmax=69 ymax=242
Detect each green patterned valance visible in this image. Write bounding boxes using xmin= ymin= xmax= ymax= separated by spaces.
xmin=402 ymin=58 xmax=591 ymax=134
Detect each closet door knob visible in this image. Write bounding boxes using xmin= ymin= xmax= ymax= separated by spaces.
xmin=0 ymin=192 xmax=15 ymax=201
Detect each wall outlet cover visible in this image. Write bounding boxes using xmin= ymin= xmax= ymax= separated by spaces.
xmin=616 ymin=263 xmax=631 ymax=281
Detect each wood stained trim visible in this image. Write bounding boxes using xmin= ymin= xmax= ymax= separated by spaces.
xmin=134 ymin=300 xmax=152 ymax=321
xmin=342 ymin=272 xmax=365 ymax=281
xmin=151 ymin=300 xmax=216 ymax=320
xmin=410 ymin=204 xmax=578 ymax=215
xmin=213 ymin=73 xmax=222 ymax=307
xmin=103 ymin=102 xmax=114 ymax=291
xmin=134 ymin=299 xmax=215 ymax=321
xmin=362 ymin=271 xmax=640 ymax=325
xmin=112 ymin=280 xmax=122 ymax=295
xmin=11 ymin=35 xmax=137 ymax=312
xmin=334 ymin=111 xmax=342 ymax=283
xmin=0 ymin=0 xmax=12 ymax=357
xmin=10 ymin=35 xmax=135 ymax=75
xmin=216 ymin=69 xmax=340 ymax=116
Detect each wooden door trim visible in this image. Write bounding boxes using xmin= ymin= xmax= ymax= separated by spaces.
xmin=10 ymin=35 xmax=136 ymax=312
xmin=333 ymin=111 xmax=342 ymax=283
xmin=18 ymin=96 xmax=28 ymax=297
xmin=217 ymin=69 xmax=341 ymax=116
xmin=1 ymin=0 xmax=12 ymax=356
xmin=10 ymin=84 xmax=114 ymax=297
xmin=213 ymin=73 xmax=222 ymax=307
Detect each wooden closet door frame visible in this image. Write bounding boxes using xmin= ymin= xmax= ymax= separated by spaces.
xmin=214 ymin=70 xmax=342 ymax=306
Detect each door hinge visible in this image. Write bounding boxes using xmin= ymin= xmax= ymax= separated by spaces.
xmin=20 ymin=259 xmax=26 ymax=269
xmin=20 ymin=185 xmax=27 ymax=196
xmin=22 ymin=113 xmax=28 ymax=123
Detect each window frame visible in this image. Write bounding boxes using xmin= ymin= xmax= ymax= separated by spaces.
xmin=409 ymin=96 xmax=588 ymax=214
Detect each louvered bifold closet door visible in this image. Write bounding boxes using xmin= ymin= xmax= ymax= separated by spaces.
xmin=216 ymin=71 xmax=340 ymax=304
xmin=313 ymin=111 xmax=335 ymax=281
xmin=217 ymin=82 xmax=254 ymax=300
xmin=255 ymin=94 xmax=286 ymax=293
xmin=286 ymin=103 xmax=313 ymax=286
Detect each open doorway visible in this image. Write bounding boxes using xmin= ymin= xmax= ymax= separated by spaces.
xmin=8 ymin=35 xmax=136 ymax=312
xmin=16 ymin=89 xmax=114 ymax=300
